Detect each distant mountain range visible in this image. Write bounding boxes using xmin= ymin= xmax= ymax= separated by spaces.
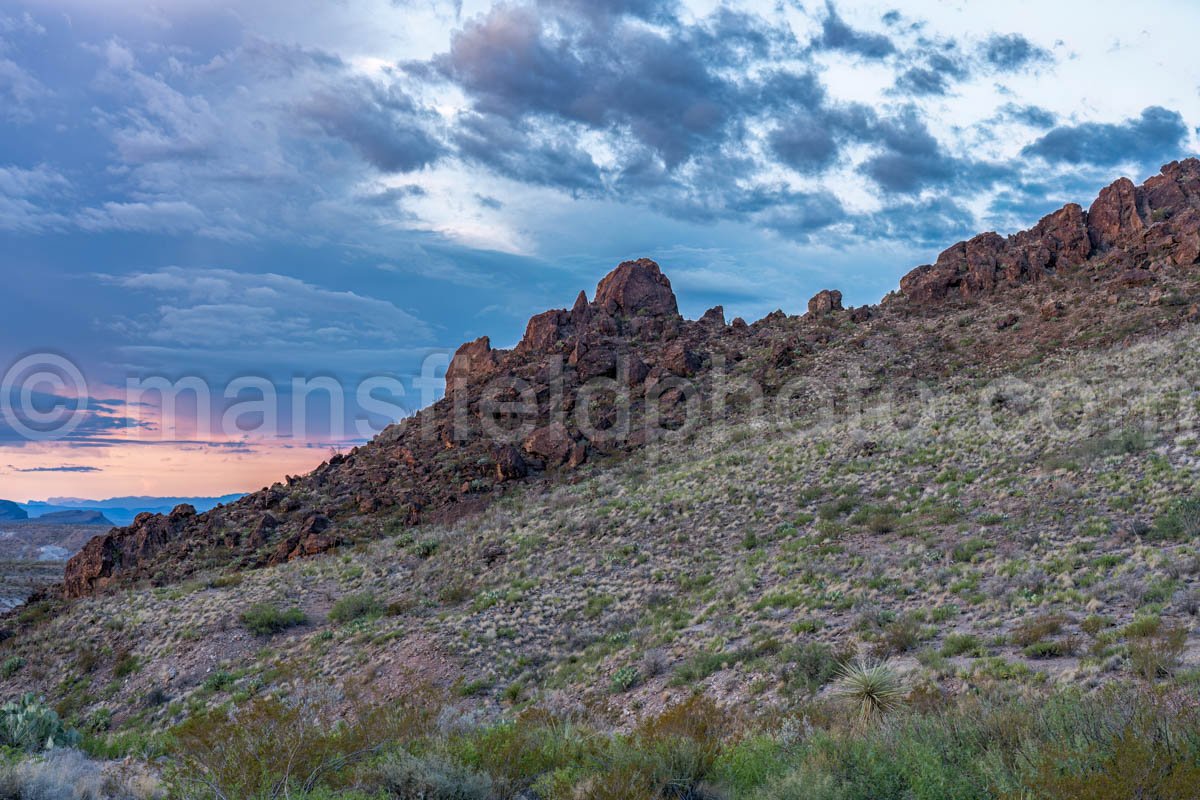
xmin=18 ymin=494 xmax=244 ymax=526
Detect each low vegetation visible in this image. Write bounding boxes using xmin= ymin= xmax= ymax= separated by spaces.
xmin=3 ymin=681 xmax=1197 ymax=799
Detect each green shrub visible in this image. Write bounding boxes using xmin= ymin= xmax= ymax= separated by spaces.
xmin=1149 ymin=498 xmax=1200 ymax=541
xmin=1010 ymin=613 xmax=1065 ymax=647
xmin=112 ymin=649 xmax=140 ymax=678
xmin=610 ymin=666 xmax=640 ymax=693
xmin=940 ymin=633 xmax=983 ymax=658
xmin=951 ymin=537 xmax=988 ymax=563
xmin=1127 ymin=624 xmax=1188 ymax=680
xmin=0 ymin=657 xmax=24 ymax=679
xmin=202 ymin=670 xmax=236 ymax=692
xmin=0 ymin=693 xmax=79 ymax=751
xmin=374 ymin=750 xmax=493 ymax=800
xmin=1023 ymin=639 xmax=1075 ymax=659
xmin=328 ymin=592 xmax=384 ymax=624
xmin=873 ymin=616 xmax=927 ymax=657
xmin=787 ymin=642 xmax=847 ymax=693
xmin=239 ymin=603 xmax=307 ymax=636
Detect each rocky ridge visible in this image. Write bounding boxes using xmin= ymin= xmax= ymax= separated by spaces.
xmin=57 ymin=158 xmax=1200 ymax=601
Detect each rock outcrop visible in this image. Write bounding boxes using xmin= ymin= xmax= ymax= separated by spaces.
xmin=594 ymin=258 xmax=679 ymax=318
xmin=807 ymin=290 xmax=843 ymax=315
xmin=900 ymin=158 xmax=1200 ymax=307
xmin=445 ymin=336 xmax=501 ymax=395
xmin=63 ymin=504 xmax=196 ymax=597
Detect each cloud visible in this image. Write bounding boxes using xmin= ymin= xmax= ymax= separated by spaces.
xmin=981 ymin=33 xmax=1052 ymax=72
xmin=858 ymin=110 xmax=958 ymax=193
xmin=0 ymin=165 xmax=69 ymax=232
xmin=429 ymin=4 xmax=784 ymax=170
xmin=1021 ymin=106 xmax=1189 ymax=167
xmin=12 ymin=465 xmax=102 ymax=473
xmin=893 ymin=52 xmax=969 ymax=97
xmin=815 ymin=1 xmax=896 ymax=59
xmin=452 ymin=113 xmax=602 ymax=192
xmin=859 ymin=195 xmax=976 ymax=247
xmin=297 ymin=79 xmax=444 ymax=173
xmin=767 ymin=102 xmax=873 ymax=175
xmin=995 ymin=103 xmax=1057 ymax=128
xmin=75 ymin=200 xmax=208 ymax=234
xmin=102 ymin=267 xmax=434 ymax=353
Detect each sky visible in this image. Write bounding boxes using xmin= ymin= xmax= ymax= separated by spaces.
xmin=1 ymin=0 xmax=1198 ymax=501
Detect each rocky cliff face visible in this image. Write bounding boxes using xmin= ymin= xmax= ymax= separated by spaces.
xmin=58 ymin=159 xmax=1200 ymax=600
xmin=898 ymin=159 xmax=1200 ymax=306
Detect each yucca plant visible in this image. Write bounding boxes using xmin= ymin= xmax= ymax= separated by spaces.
xmin=835 ymin=659 xmax=905 ymax=725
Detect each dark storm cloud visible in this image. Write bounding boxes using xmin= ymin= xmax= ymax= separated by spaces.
xmin=816 ymin=1 xmax=896 ymax=59
xmin=859 ymin=195 xmax=976 ymax=248
xmin=298 ymin=80 xmax=445 ymax=173
xmin=748 ymin=188 xmax=848 ymax=239
xmin=858 ymin=111 xmax=957 ymax=193
xmin=534 ymin=0 xmax=673 ymax=23
xmin=1021 ymin=106 xmax=1189 ymax=167
xmin=453 ymin=113 xmax=602 ymax=192
xmin=981 ymin=33 xmax=1052 ymax=72
xmin=767 ymin=102 xmax=874 ymax=175
xmin=428 ymin=4 xmax=786 ymax=168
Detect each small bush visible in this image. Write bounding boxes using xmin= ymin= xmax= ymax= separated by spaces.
xmin=1 ymin=657 xmax=25 ymax=679
xmin=1149 ymin=498 xmax=1200 ymax=541
xmin=872 ymin=616 xmax=926 ymax=657
xmin=328 ymin=592 xmax=384 ymax=624
xmin=610 ymin=666 xmax=640 ymax=693
xmin=239 ymin=603 xmax=307 ymax=636
xmin=1128 ymin=624 xmax=1188 ymax=680
xmin=1010 ymin=613 xmax=1065 ymax=647
xmin=1023 ymin=639 xmax=1076 ymax=659
xmin=941 ymin=633 xmax=983 ymax=657
xmin=112 ymin=649 xmax=140 ymax=679
xmin=375 ymin=749 xmax=493 ymax=800
xmin=951 ymin=537 xmax=989 ymax=563
xmin=202 ymin=670 xmax=236 ymax=692
xmin=786 ymin=642 xmax=847 ymax=693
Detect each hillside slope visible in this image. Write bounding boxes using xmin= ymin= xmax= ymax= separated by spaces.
xmin=2 ymin=321 xmax=1199 ymax=732
xmin=56 ymin=158 xmax=1200 ymax=602
xmin=2 ymin=161 xmax=1200 ymax=737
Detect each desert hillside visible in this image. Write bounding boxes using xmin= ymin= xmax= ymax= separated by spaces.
xmin=0 ymin=161 xmax=1199 ymax=799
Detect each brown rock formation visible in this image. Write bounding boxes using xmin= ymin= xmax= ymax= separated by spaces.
xmin=807 ymin=290 xmax=843 ymax=315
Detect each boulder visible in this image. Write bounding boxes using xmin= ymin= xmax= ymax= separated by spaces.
xmin=493 ymin=444 xmax=528 ymax=481
xmin=523 ymin=422 xmax=573 ymax=466
xmin=807 ymin=290 xmax=843 ymax=315
xmin=661 ymin=341 xmax=701 ymax=376
xmin=593 ymin=258 xmax=679 ymax=318
xmin=63 ymin=504 xmax=200 ymax=598
xmin=569 ymin=335 xmax=617 ymax=381
xmin=900 ymin=203 xmax=1092 ymax=306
